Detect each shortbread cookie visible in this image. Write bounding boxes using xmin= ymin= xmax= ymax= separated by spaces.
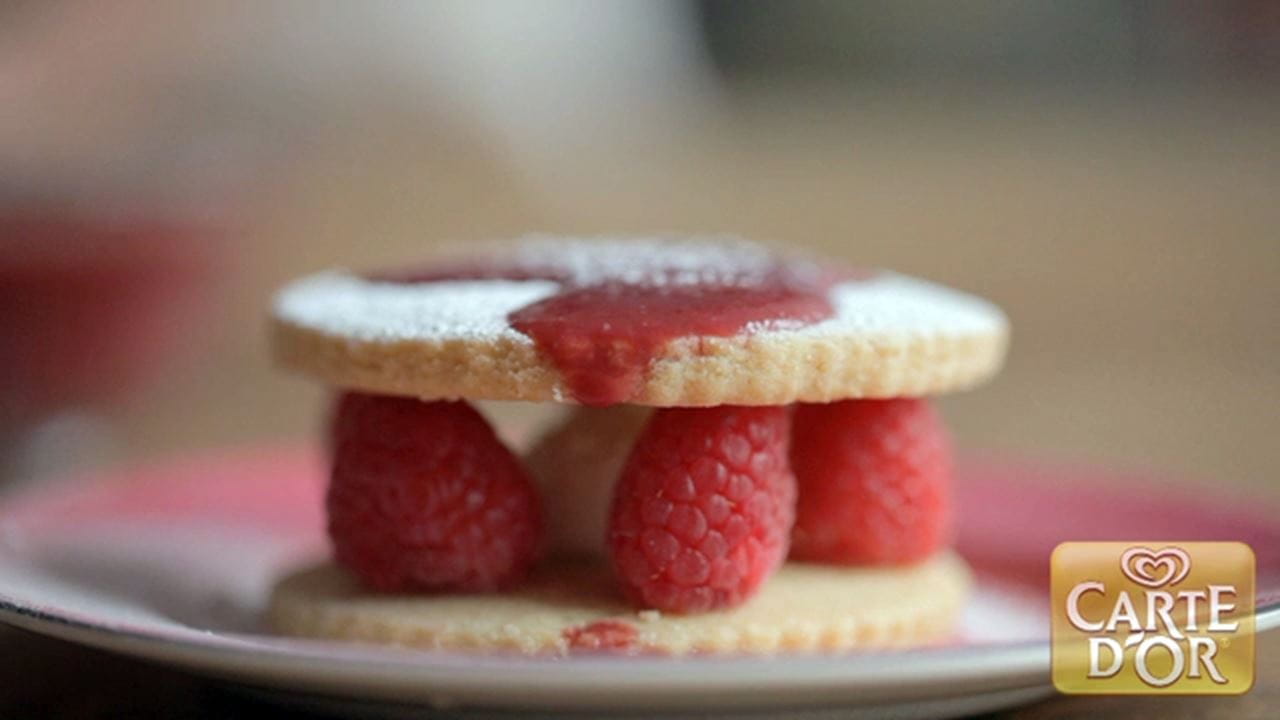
xmin=271 ymin=237 xmax=1007 ymax=407
xmin=268 ymin=551 xmax=970 ymax=656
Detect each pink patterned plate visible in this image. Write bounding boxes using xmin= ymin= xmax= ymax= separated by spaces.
xmin=0 ymin=447 xmax=1277 ymax=718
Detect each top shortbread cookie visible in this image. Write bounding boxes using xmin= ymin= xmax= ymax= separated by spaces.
xmin=271 ymin=236 xmax=1008 ymax=406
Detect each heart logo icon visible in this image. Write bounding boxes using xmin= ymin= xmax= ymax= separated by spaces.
xmin=1120 ymin=546 xmax=1192 ymax=588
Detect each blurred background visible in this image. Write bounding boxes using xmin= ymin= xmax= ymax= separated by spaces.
xmin=1 ymin=0 xmax=1276 ymax=499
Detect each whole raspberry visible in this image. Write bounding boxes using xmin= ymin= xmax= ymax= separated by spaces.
xmin=607 ymin=406 xmax=795 ymax=613
xmin=327 ymin=393 xmax=543 ymax=592
xmin=790 ymin=398 xmax=951 ymax=565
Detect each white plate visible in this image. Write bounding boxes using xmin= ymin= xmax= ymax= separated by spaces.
xmin=1 ymin=447 xmax=1277 ymax=718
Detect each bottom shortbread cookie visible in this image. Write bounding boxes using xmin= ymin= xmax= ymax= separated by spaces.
xmin=268 ymin=551 xmax=970 ymax=656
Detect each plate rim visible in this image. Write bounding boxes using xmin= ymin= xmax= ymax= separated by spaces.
xmin=2 ymin=446 xmax=1278 ymax=710
xmin=0 ymin=592 xmax=1048 ymax=708
xmin=2 ymin=590 xmax=1277 ymax=710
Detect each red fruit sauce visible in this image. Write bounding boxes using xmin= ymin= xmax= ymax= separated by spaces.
xmin=379 ymin=244 xmax=868 ymax=406
xmin=562 ymin=619 xmax=639 ymax=652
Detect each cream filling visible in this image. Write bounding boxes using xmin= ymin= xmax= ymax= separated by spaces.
xmin=524 ymin=405 xmax=652 ymax=558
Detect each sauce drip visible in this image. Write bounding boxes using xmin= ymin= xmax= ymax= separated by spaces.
xmin=380 ymin=242 xmax=865 ymax=406
xmin=562 ymin=619 xmax=640 ymax=652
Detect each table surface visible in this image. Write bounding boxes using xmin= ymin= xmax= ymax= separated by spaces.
xmin=0 ymin=624 xmax=1276 ymax=718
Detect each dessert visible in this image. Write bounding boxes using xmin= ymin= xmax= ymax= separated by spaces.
xmin=268 ymin=236 xmax=1008 ymax=655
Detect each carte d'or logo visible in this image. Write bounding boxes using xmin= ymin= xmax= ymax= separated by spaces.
xmin=1120 ymin=546 xmax=1191 ymax=588
xmin=1051 ymin=542 xmax=1255 ymax=695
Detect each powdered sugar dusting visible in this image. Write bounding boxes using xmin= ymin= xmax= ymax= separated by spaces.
xmin=781 ymin=272 xmax=1005 ymax=339
xmin=448 ymin=235 xmax=827 ymax=288
xmin=274 ymin=272 xmax=556 ymax=344
xmin=276 ymin=271 xmax=1003 ymax=345
xmin=273 ymin=238 xmax=1006 ymax=346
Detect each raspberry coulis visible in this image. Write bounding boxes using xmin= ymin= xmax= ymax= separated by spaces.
xmin=562 ymin=619 xmax=640 ymax=652
xmin=380 ymin=242 xmax=867 ymax=405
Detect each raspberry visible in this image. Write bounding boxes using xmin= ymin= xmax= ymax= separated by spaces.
xmin=327 ymin=393 xmax=543 ymax=592
xmin=790 ymin=398 xmax=951 ymax=565
xmin=607 ymin=406 xmax=795 ymax=613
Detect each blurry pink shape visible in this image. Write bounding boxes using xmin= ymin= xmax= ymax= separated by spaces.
xmin=0 ymin=208 xmax=221 ymax=424
xmin=955 ymin=455 xmax=1280 ymax=595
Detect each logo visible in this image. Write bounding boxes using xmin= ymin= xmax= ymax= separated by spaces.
xmin=1119 ymin=546 xmax=1191 ymax=588
xmin=1051 ymin=542 xmax=1255 ymax=694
